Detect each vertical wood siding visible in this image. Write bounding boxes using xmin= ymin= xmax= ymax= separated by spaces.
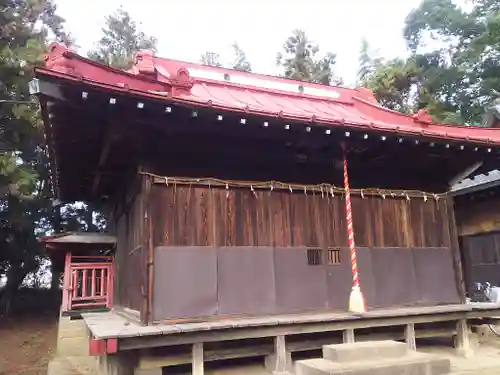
xmin=113 ymin=189 xmax=144 ymax=313
xmin=150 ymin=184 xmax=451 ymax=249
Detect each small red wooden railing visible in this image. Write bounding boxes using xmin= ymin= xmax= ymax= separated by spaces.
xmin=62 ymin=253 xmax=114 ymax=312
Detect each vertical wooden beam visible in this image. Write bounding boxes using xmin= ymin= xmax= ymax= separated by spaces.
xmin=343 ymin=329 xmax=355 ymax=344
xmin=447 ymin=198 xmax=467 ymax=303
xmin=274 ymin=335 xmax=288 ymax=373
xmin=455 ymin=319 xmax=473 ymax=357
xmin=139 ymin=169 xmax=154 ymax=325
xmin=405 ymin=323 xmax=416 ymax=351
xmin=192 ymin=343 xmax=204 ymax=375
xmin=146 ymin=174 xmax=154 ymax=325
xmin=265 ymin=335 xmax=291 ymax=375
xmin=62 ymin=252 xmax=72 ymax=311
xmin=401 ymin=200 xmax=412 ymax=248
xmin=106 ymin=263 xmax=114 ymax=309
xmin=50 ymin=203 xmax=63 ymax=293
xmin=92 ymin=124 xmax=116 ymax=197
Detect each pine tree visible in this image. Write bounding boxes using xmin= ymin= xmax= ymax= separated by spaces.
xmin=88 ymin=7 xmax=157 ymax=70
xmin=0 ymin=0 xmax=69 ymax=314
xmin=357 ymin=39 xmax=374 ymax=83
xmin=232 ymin=43 xmax=252 ymax=72
xmin=277 ymin=29 xmax=342 ymax=85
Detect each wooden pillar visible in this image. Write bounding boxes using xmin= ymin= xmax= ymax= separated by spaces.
xmin=192 ymin=343 xmax=204 ymax=375
xmin=265 ymin=335 xmax=291 ymax=375
xmin=274 ymin=335 xmax=288 ymax=374
xmin=405 ymin=323 xmax=416 ymax=351
xmin=455 ymin=319 xmax=473 ymax=358
xmin=50 ymin=203 xmax=62 ymax=293
xmin=343 ymin=329 xmax=355 ymax=344
xmin=61 ymin=251 xmax=72 ymax=312
xmin=447 ymin=198 xmax=467 ymax=303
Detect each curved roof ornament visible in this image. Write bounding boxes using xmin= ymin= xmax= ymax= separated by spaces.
xmin=413 ymin=109 xmax=434 ymax=125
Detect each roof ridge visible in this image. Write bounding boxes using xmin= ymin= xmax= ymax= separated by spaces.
xmin=149 ymin=53 xmax=350 ymax=92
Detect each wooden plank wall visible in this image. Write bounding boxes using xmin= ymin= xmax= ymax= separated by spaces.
xmin=455 ymin=199 xmax=500 ymax=236
xmin=461 ymin=231 xmax=500 ymax=291
xmin=150 ymin=183 xmax=451 ymax=249
xmin=113 ymin=188 xmax=145 ymax=313
xmin=149 ymin=182 xmax=461 ymax=321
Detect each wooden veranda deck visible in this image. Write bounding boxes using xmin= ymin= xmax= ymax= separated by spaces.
xmin=83 ymin=303 xmax=500 ymax=346
xmin=82 ymin=303 xmax=500 ymax=375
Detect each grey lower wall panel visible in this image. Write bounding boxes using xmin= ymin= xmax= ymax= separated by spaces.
xmin=153 ymin=246 xmax=218 ymax=320
xmin=217 ymin=246 xmax=276 ymax=315
xmin=274 ymin=247 xmax=329 ymax=312
xmin=412 ymin=247 xmax=461 ymax=304
xmin=356 ymin=247 xmax=377 ymax=308
xmin=326 ymin=247 xmax=352 ymax=310
xmin=371 ymin=248 xmax=420 ymax=307
xmin=152 ymin=246 xmax=462 ymax=321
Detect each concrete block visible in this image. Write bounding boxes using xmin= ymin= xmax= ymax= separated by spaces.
xmin=322 ymin=340 xmax=408 ymax=363
xmin=58 ymin=317 xmax=85 ymax=329
xmin=297 ymin=351 xmax=451 ymax=375
xmin=343 ymin=362 xmax=417 ymax=375
xmin=296 ymin=358 xmax=341 ymax=375
xmin=56 ymin=336 xmax=89 ymax=357
xmin=57 ymin=318 xmax=89 ymax=341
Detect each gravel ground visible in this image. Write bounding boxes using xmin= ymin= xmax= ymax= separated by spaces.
xmin=420 ymin=329 xmax=500 ymax=375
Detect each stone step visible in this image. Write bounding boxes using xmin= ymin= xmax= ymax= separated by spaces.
xmin=322 ymin=340 xmax=408 ymax=363
xmin=56 ymin=336 xmax=89 ymax=357
xmin=296 ymin=352 xmax=451 ymax=375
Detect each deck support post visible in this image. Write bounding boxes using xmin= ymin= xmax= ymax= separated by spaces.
xmin=265 ymin=335 xmax=291 ymax=375
xmin=99 ymin=352 xmax=136 ymax=375
xmin=342 ymin=329 xmax=355 ymax=344
xmin=192 ymin=342 xmax=204 ymax=375
xmin=455 ymin=319 xmax=473 ymax=358
xmin=405 ymin=323 xmax=417 ymax=351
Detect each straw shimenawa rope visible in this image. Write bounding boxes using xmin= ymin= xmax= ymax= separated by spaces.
xmin=139 ymin=172 xmax=448 ymax=200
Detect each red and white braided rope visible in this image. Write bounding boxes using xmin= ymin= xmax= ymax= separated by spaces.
xmin=342 ymin=146 xmax=359 ymax=288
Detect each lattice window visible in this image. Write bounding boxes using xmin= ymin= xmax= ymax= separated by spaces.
xmin=327 ymin=248 xmax=341 ymax=265
xmin=307 ymin=248 xmax=323 ymax=265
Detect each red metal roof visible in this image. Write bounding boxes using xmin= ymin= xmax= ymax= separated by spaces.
xmin=37 ymin=43 xmax=500 ymax=145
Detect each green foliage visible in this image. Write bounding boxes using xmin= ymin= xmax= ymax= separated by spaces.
xmin=357 ymin=39 xmax=373 ymax=84
xmin=357 ymin=39 xmax=383 ymax=84
xmin=0 ymin=0 xmax=70 ymax=314
xmin=232 ymin=43 xmax=251 ymax=72
xmin=277 ymin=29 xmax=342 ymax=85
xmin=363 ymin=58 xmax=419 ymax=113
xmin=358 ymin=0 xmax=500 ymax=125
xmin=87 ymin=7 xmax=157 ymax=70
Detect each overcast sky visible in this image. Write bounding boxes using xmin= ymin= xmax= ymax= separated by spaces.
xmin=54 ymin=0 xmax=424 ymax=85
